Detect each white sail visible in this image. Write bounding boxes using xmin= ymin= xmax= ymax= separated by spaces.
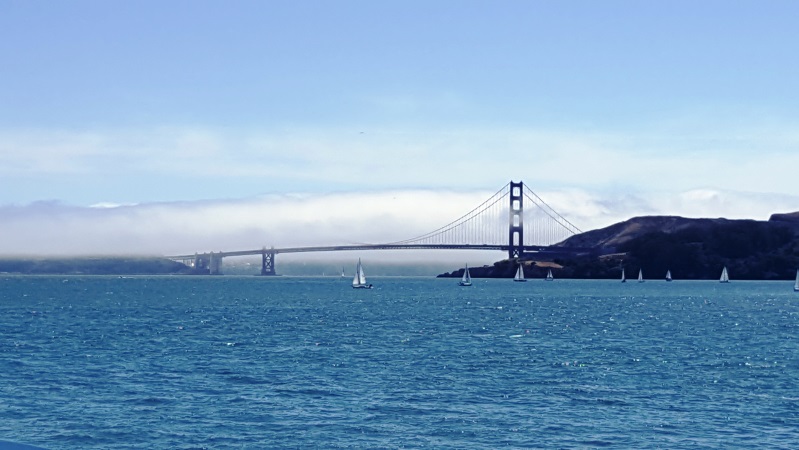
xmin=794 ymin=269 xmax=799 ymax=292
xmin=546 ymin=269 xmax=554 ymax=281
xmin=638 ymin=269 xmax=644 ymax=283
xmin=352 ymin=258 xmax=372 ymax=288
xmin=459 ymin=264 xmax=472 ymax=286
xmin=665 ymin=270 xmax=672 ymax=282
xmin=720 ymin=266 xmax=729 ymax=283
xmin=514 ymin=263 xmax=526 ymax=282
xmin=621 ymin=268 xmax=626 ymax=283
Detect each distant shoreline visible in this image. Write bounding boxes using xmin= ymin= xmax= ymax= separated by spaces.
xmin=0 ymin=257 xmax=191 ymax=275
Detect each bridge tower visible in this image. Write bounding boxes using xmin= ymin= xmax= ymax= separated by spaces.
xmin=209 ymin=252 xmax=222 ymax=275
xmin=193 ymin=253 xmax=211 ymax=274
xmin=260 ymin=247 xmax=276 ymax=276
xmin=508 ymin=181 xmax=524 ymax=259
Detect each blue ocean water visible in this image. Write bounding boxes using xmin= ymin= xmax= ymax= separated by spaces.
xmin=1 ymin=275 xmax=799 ymax=449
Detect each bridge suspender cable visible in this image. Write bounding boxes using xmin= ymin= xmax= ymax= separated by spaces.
xmin=385 ymin=182 xmax=510 ymax=246
xmin=523 ymin=186 xmax=583 ymax=235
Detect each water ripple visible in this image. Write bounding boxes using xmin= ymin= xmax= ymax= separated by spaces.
xmin=2 ymin=277 xmax=799 ymax=448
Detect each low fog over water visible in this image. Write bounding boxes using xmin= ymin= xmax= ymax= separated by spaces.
xmin=2 ymin=188 xmax=798 ymax=261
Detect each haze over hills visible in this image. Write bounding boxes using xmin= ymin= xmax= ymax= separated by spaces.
xmin=441 ymin=211 xmax=799 ymax=280
xmin=0 ymin=257 xmax=189 ymax=275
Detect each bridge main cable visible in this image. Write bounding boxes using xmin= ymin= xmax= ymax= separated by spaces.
xmin=385 ymin=182 xmax=510 ymax=246
xmin=523 ymin=185 xmax=583 ymax=235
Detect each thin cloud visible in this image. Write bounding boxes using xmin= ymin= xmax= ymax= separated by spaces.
xmin=2 ymin=122 xmax=798 ymax=199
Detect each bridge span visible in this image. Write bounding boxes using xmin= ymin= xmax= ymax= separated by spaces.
xmin=168 ymin=181 xmax=588 ymax=275
xmin=170 ymin=244 xmax=588 ymax=275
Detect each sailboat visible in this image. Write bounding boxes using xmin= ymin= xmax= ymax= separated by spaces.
xmin=458 ymin=264 xmax=472 ymax=286
xmin=638 ymin=269 xmax=644 ymax=283
xmin=513 ymin=262 xmax=527 ymax=282
xmin=665 ymin=270 xmax=673 ymax=282
xmin=719 ymin=266 xmax=730 ymax=283
xmin=340 ymin=267 xmax=346 ymax=278
xmin=794 ymin=269 xmax=799 ymax=292
xmin=621 ymin=268 xmax=626 ymax=283
xmin=352 ymin=258 xmax=373 ymax=289
xmin=545 ymin=269 xmax=554 ymax=281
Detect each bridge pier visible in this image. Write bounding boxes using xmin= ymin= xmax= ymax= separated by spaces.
xmin=508 ymin=181 xmax=524 ymax=259
xmin=261 ymin=247 xmax=276 ymax=275
xmin=193 ymin=253 xmax=210 ymax=274
xmin=209 ymin=252 xmax=222 ymax=275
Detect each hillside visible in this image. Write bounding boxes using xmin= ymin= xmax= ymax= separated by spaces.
xmin=562 ymin=213 xmax=799 ymax=280
xmin=440 ymin=211 xmax=799 ymax=280
xmin=554 ymin=216 xmax=730 ymax=251
xmin=0 ymin=257 xmax=192 ymax=275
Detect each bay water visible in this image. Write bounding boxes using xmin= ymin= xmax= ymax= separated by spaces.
xmin=1 ymin=275 xmax=798 ymax=448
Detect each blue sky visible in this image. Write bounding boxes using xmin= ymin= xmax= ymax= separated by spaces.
xmin=1 ymin=1 xmax=798 ymax=256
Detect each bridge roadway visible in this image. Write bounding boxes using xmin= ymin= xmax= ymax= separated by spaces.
xmin=170 ymin=243 xmax=565 ymax=260
xmin=169 ymin=243 xmax=594 ymax=275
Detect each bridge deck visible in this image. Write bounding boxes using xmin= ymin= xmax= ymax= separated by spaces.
xmin=169 ymin=244 xmax=588 ymax=260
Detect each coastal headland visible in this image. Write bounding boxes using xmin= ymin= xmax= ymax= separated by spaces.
xmin=439 ymin=211 xmax=799 ymax=280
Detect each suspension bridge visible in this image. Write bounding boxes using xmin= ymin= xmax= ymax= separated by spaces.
xmin=169 ymin=181 xmax=589 ymax=275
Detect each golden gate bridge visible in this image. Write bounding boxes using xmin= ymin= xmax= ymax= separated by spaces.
xmin=170 ymin=181 xmax=587 ymax=275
